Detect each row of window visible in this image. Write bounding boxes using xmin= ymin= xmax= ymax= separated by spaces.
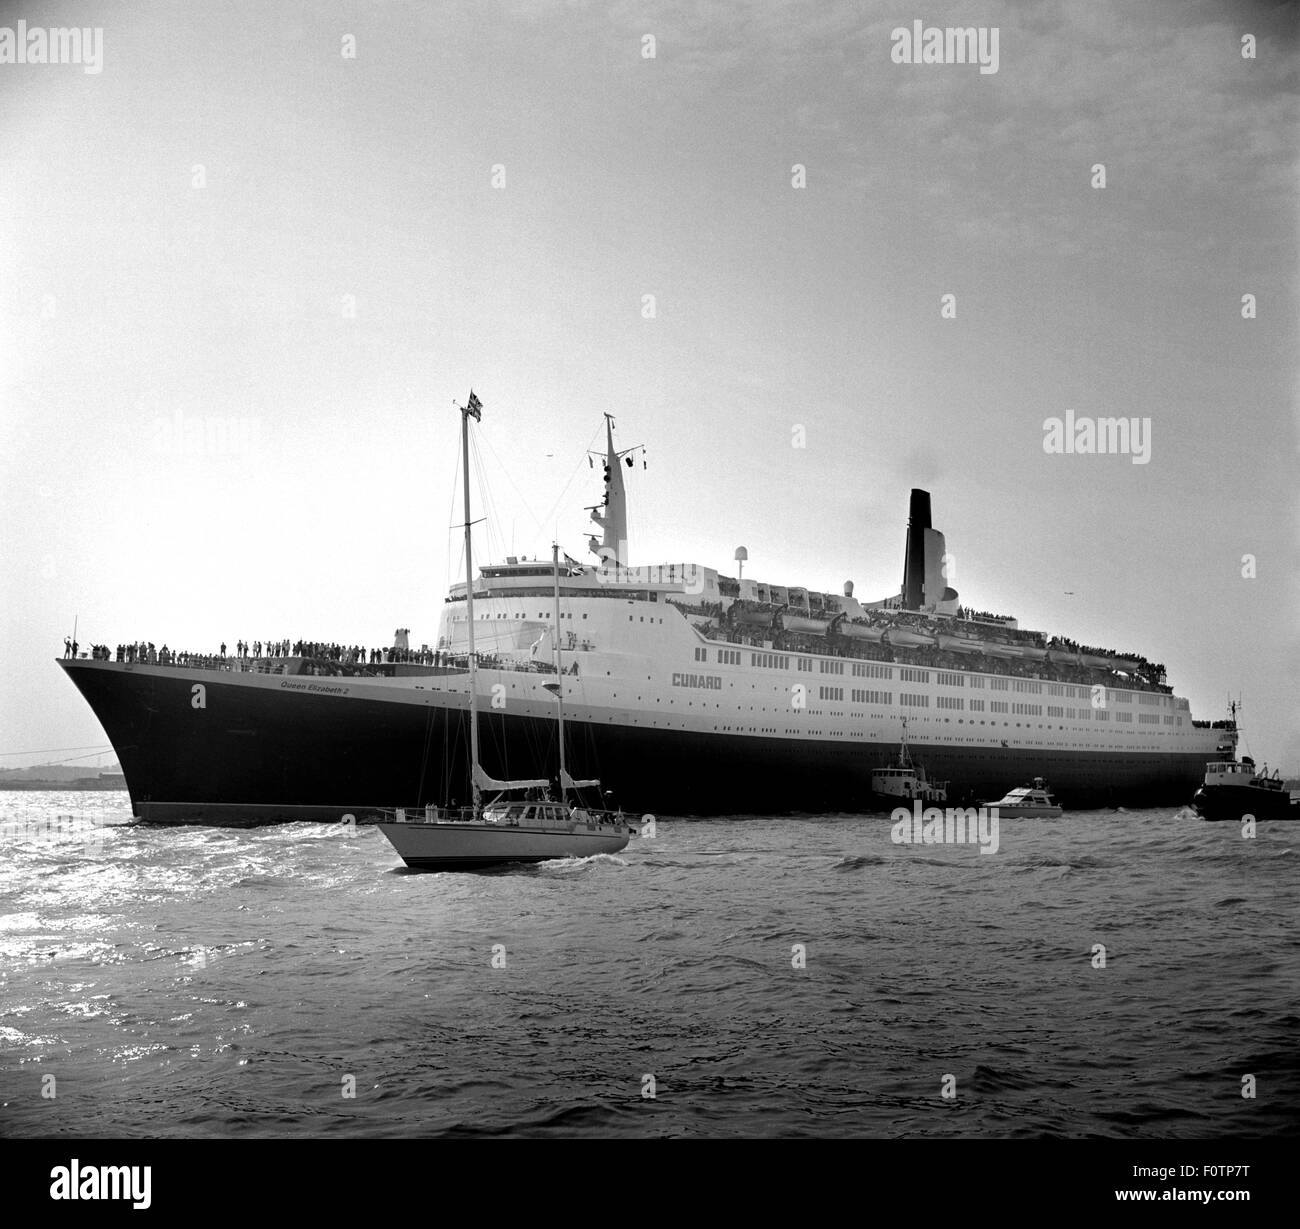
xmin=691 ymin=643 xmax=1160 ymax=708
xmin=852 ymin=663 xmax=894 ymax=679
xmin=454 ymin=611 xmax=592 ymax=621
xmin=900 ymin=693 xmax=930 ymax=707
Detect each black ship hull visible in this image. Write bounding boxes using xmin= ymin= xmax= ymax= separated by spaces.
xmin=61 ymin=660 xmax=1214 ymax=823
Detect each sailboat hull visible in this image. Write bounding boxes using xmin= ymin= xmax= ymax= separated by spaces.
xmin=376 ymin=820 xmax=631 ymax=869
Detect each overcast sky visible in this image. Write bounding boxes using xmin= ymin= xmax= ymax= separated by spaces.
xmin=2 ymin=0 xmax=1296 ymax=773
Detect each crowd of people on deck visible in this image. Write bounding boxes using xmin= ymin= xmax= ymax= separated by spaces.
xmin=694 ymin=596 xmax=1169 ymax=694
xmin=711 ymin=622 xmax=1169 ymax=694
xmin=63 ymin=634 xmax=557 ymax=678
xmin=954 ymin=606 xmax=1015 ymax=625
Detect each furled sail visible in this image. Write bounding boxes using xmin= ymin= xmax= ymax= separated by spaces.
xmin=561 ymin=769 xmax=601 ymax=791
xmin=473 ymin=765 xmax=548 ymax=791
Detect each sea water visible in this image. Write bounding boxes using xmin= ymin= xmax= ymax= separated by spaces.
xmin=1 ymin=791 xmax=1295 ymax=1138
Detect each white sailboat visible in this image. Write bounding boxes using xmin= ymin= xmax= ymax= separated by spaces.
xmin=375 ymin=394 xmax=637 ymax=870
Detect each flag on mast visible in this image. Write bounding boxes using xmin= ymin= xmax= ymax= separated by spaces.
xmin=466 ymin=390 xmax=482 ymax=420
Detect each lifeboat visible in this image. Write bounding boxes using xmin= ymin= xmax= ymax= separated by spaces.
xmin=1080 ymin=652 xmax=1111 ymax=669
xmin=840 ymin=621 xmax=885 ymax=643
xmin=733 ymin=605 xmax=777 ymax=628
xmin=980 ymin=641 xmax=1019 ymax=659
xmin=782 ymin=613 xmax=828 ymax=635
xmin=937 ymin=633 xmax=982 ymax=653
xmin=1019 ymin=645 xmax=1049 ymax=661
xmin=885 ymin=627 xmax=938 ymax=648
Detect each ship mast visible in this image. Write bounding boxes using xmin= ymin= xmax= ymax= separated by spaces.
xmin=461 ymin=392 xmax=482 ymax=812
xmin=552 ymin=541 xmax=567 ymax=806
xmin=587 ymin=413 xmax=644 ymax=567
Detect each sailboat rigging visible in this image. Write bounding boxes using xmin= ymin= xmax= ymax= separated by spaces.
xmin=374 ymin=392 xmax=638 ymax=870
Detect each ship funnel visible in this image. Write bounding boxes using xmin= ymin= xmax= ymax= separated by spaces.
xmin=901 ymin=490 xmax=931 ymax=610
xmin=901 ymin=489 xmax=958 ymax=612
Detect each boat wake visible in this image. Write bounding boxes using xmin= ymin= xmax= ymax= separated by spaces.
xmin=538 ymin=852 xmax=629 ymax=873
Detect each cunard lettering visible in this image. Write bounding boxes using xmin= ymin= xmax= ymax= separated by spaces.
xmin=671 ymin=673 xmax=721 ymax=690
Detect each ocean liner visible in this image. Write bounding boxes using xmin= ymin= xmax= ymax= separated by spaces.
xmin=58 ymin=400 xmax=1235 ymax=823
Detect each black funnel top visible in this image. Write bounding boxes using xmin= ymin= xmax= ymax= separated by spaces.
xmin=902 ymin=489 xmax=931 ymax=609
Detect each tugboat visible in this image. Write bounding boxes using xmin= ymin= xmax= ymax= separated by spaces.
xmin=984 ymin=777 xmax=1063 ymax=818
xmin=373 ymin=396 xmax=637 ymax=870
xmin=1191 ymin=757 xmax=1299 ymax=822
xmin=872 ymin=718 xmax=948 ymax=805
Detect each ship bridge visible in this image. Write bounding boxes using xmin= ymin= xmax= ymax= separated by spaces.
xmin=449 ymin=556 xmax=721 ymax=605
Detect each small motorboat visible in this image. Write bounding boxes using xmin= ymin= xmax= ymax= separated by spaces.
xmin=984 ymin=777 xmax=1063 ymax=817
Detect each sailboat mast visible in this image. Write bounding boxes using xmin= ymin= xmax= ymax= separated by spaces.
xmin=462 ymin=395 xmax=481 ymax=812
xmin=552 ymin=542 xmax=567 ymax=805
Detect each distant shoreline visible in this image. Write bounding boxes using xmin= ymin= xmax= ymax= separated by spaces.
xmin=0 ymin=780 xmax=126 ymax=791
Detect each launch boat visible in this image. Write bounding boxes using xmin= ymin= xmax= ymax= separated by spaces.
xmin=983 ymin=778 xmax=1063 ymax=818
xmin=57 ymin=398 xmax=1236 ymax=823
xmin=374 ymin=403 xmax=634 ymax=869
